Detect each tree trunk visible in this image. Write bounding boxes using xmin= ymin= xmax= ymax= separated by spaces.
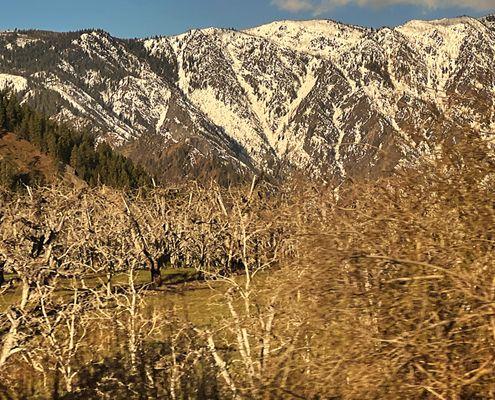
xmin=52 ymin=363 xmax=60 ymax=400
xmin=0 ymin=260 xmax=4 ymax=287
xmin=150 ymin=260 xmax=162 ymax=287
xmin=20 ymin=278 xmax=31 ymax=310
xmin=0 ymin=311 xmax=20 ymax=368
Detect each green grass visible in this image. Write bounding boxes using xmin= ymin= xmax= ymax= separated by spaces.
xmin=146 ymin=283 xmax=227 ymax=326
xmin=0 ymin=268 xmax=229 ymax=325
xmin=84 ymin=268 xmax=201 ymax=287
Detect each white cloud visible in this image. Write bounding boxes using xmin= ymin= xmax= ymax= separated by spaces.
xmin=272 ymin=0 xmax=495 ymax=14
xmin=272 ymin=0 xmax=316 ymax=12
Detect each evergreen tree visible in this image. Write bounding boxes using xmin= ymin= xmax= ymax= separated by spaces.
xmin=0 ymin=102 xmax=6 ymax=130
xmin=0 ymin=91 xmax=152 ymax=190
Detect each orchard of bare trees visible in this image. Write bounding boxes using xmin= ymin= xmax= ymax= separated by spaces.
xmin=0 ymin=136 xmax=494 ymax=399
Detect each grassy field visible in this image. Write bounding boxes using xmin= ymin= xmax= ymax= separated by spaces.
xmin=0 ymin=268 xmax=232 ymax=325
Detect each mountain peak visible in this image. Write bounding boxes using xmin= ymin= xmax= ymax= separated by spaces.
xmin=245 ymin=18 xmax=367 ymax=58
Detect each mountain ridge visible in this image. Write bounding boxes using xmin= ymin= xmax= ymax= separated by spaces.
xmin=0 ymin=13 xmax=493 ymax=182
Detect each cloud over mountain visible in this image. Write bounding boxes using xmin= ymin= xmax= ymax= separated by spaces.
xmin=272 ymin=0 xmax=495 ymax=14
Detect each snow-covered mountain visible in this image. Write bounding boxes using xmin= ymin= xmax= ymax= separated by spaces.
xmin=0 ymin=15 xmax=494 ymax=181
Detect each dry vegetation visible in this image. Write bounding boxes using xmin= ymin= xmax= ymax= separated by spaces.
xmin=0 ymin=136 xmax=494 ymax=399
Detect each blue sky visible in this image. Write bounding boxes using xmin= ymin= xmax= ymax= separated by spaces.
xmin=0 ymin=0 xmax=493 ymax=38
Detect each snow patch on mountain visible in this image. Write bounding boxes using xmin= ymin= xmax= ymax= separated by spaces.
xmin=246 ymin=19 xmax=367 ymax=60
xmin=397 ymin=18 xmax=472 ymax=93
xmin=0 ymin=74 xmax=28 ymax=92
xmin=45 ymin=75 xmax=136 ymax=142
xmin=189 ymin=85 xmax=268 ymax=165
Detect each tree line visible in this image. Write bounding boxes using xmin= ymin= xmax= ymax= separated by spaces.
xmin=0 ymin=91 xmax=152 ymax=189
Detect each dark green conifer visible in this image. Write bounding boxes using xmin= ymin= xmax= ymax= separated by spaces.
xmin=0 ymin=91 xmax=152 ymax=190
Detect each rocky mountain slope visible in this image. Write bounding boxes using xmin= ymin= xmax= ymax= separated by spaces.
xmin=0 ymin=14 xmax=494 ymax=182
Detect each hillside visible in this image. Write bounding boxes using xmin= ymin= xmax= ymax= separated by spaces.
xmin=0 ymin=15 xmax=494 ymax=181
xmin=0 ymin=131 xmax=82 ymax=189
xmin=0 ymin=92 xmax=152 ymax=189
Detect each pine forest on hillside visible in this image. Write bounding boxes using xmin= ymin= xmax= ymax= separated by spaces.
xmin=0 ymin=92 xmax=151 ymax=190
